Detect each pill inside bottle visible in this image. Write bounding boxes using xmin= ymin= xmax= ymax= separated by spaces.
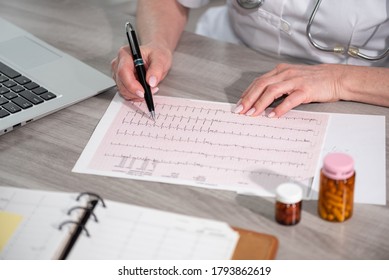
xmin=318 ymin=153 xmax=355 ymax=222
xmin=275 ymin=183 xmax=303 ymax=226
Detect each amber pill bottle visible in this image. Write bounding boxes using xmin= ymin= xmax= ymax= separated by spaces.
xmin=275 ymin=183 xmax=303 ymax=226
xmin=318 ymin=153 xmax=356 ymax=222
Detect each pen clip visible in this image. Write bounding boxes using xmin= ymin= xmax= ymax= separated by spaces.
xmin=125 ymin=22 xmax=139 ymax=57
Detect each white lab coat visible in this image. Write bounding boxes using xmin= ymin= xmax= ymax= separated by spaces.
xmin=178 ymin=0 xmax=389 ymax=66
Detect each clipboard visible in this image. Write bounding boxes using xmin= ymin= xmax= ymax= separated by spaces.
xmin=231 ymin=227 xmax=278 ymax=260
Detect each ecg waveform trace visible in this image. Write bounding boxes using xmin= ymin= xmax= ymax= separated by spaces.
xmin=87 ymin=95 xmax=329 ymax=195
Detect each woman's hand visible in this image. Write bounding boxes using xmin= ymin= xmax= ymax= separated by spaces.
xmin=234 ymin=63 xmax=345 ymax=117
xmin=111 ymin=42 xmax=173 ymax=101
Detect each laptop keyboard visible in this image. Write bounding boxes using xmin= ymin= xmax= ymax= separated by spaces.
xmin=0 ymin=61 xmax=57 ymax=118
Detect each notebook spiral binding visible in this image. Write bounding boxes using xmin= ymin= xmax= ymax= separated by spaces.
xmin=58 ymin=221 xmax=90 ymax=237
xmin=76 ymin=192 xmax=106 ymax=207
xmin=57 ymin=191 xmax=106 ymax=259
xmin=67 ymin=206 xmax=98 ymax=222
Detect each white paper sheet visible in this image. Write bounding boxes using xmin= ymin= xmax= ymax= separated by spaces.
xmin=311 ymin=113 xmax=386 ymax=205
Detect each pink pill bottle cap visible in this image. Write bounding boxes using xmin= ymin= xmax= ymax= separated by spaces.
xmin=322 ymin=153 xmax=354 ymax=180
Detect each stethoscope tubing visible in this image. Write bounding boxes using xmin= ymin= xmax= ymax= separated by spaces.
xmin=237 ymin=0 xmax=389 ymax=61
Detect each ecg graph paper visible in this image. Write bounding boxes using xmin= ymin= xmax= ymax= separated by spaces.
xmin=74 ymin=94 xmax=329 ymax=196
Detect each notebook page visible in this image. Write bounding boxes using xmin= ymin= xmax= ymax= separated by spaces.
xmin=68 ymin=200 xmax=239 ymax=260
xmin=0 ymin=187 xmax=79 ymax=259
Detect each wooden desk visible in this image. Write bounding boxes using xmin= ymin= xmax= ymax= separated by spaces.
xmin=1 ymin=0 xmax=388 ymax=259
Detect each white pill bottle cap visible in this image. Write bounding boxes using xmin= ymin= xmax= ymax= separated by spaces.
xmin=276 ymin=182 xmax=303 ymax=204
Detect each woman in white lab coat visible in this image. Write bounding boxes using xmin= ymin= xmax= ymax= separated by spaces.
xmin=111 ymin=0 xmax=389 ymax=117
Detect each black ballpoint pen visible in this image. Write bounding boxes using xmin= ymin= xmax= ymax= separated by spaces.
xmin=125 ymin=22 xmax=156 ymax=121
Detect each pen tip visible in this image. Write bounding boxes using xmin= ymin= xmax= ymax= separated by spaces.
xmin=150 ymin=111 xmax=156 ymax=122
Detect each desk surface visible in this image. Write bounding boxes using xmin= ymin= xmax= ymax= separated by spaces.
xmin=1 ymin=0 xmax=388 ymax=259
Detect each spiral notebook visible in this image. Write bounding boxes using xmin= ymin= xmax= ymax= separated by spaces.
xmin=0 ymin=187 xmax=278 ymax=260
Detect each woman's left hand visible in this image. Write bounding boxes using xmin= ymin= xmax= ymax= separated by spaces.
xmin=233 ymin=63 xmax=345 ymax=117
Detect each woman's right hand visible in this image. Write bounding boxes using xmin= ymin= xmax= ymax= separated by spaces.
xmin=111 ymin=42 xmax=173 ymax=101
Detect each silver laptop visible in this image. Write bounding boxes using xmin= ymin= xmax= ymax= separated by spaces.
xmin=0 ymin=17 xmax=115 ymax=135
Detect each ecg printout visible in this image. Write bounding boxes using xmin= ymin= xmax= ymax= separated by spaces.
xmin=74 ymin=94 xmax=329 ymax=197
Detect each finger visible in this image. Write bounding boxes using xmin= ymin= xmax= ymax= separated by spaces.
xmin=116 ymin=77 xmax=142 ymax=100
xmin=237 ymin=72 xmax=289 ymax=115
xmin=115 ymin=48 xmax=144 ymax=99
xmin=110 ymin=57 xmax=118 ymax=81
xmin=239 ymin=70 xmax=278 ymax=101
xmin=118 ymin=76 xmax=159 ymax=99
xmin=241 ymin=64 xmax=292 ymax=97
xmin=269 ymin=90 xmax=308 ymax=118
xmin=145 ymin=51 xmax=172 ymax=88
xmin=249 ymin=80 xmax=296 ymax=117
xmin=238 ymin=63 xmax=305 ymax=115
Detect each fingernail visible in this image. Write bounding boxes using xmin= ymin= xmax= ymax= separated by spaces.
xmin=233 ymin=104 xmax=243 ymax=114
xmin=149 ymin=76 xmax=157 ymax=87
xmin=245 ymin=108 xmax=256 ymax=116
xmin=236 ymin=98 xmax=242 ymax=106
xmin=268 ymin=111 xmax=276 ymax=118
xmin=151 ymin=87 xmax=159 ymax=94
xmin=136 ymin=90 xmax=144 ymax=98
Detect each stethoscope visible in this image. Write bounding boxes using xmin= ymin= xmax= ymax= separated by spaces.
xmin=237 ymin=0 xmax=389 ymax=61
